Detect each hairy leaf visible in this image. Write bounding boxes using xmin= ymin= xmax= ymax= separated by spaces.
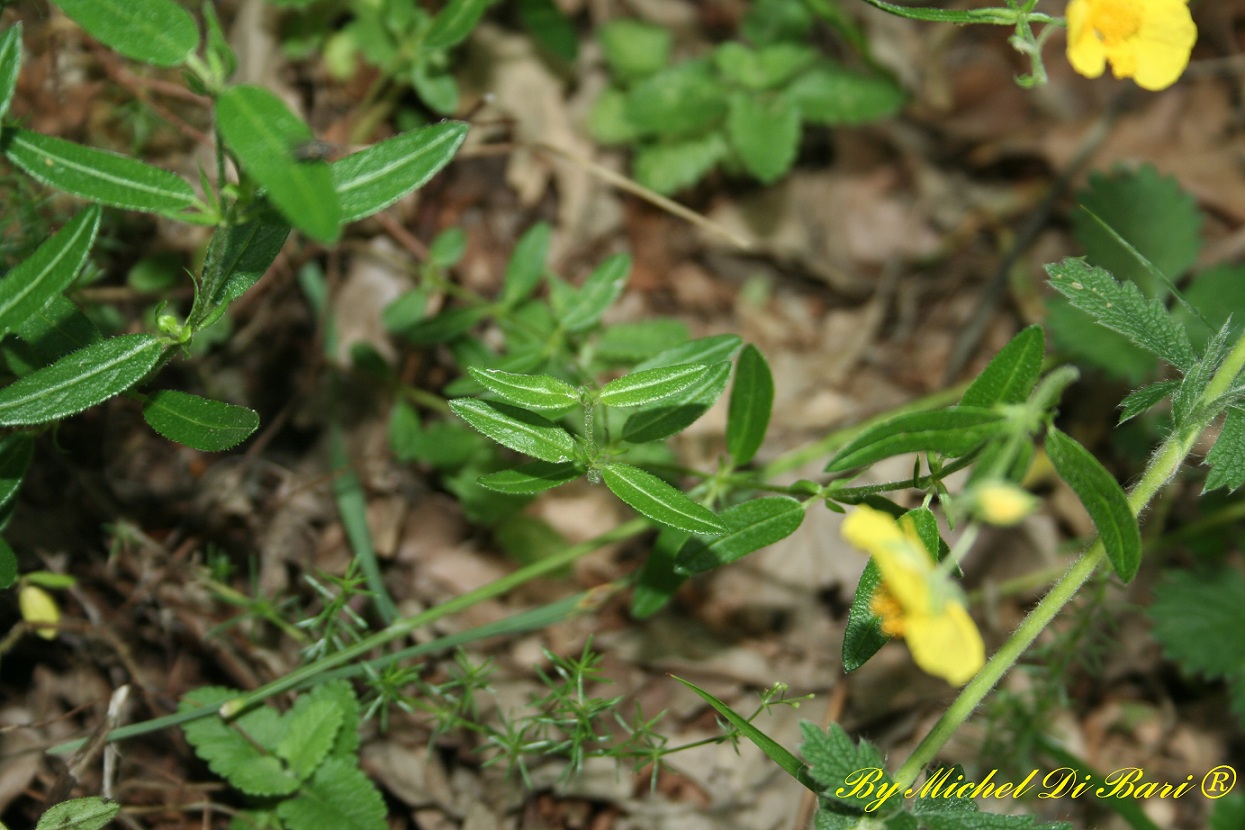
xmin=825 ymin=407 xmax=1005 ymax=473
xmin=0 ymin=206 xmax=99 ymax=338
xmin=0 ymin=24 xmax=21 ymax=122
xmin=276 ymin=757 xmax=387 ymax=830
xmin=180 ymin=687 xmax=299 ymax=797
xmin=1205 ymin=407 xmax=1245 ymax=493
xmin=621 ymin=361 xmax=731 ymax=443
xmin=1118 ymin=379 xmax=1179 ymax=425
xmin=599 ymin=363 xmax=709 ymax=407
xmin=331 ymin=122 xmax=467 ymax=223
xmin=960 ymin=325 xmax=1044 ymax=409
xmin=499 ymin=222 xmax=551 ymax=306
xmin=600 ymin=463 xmax=725 ymax=535
xmin=277 ymin=700 xmax=342 ymax=781
xmin=726 ymin=344 xmax=774 ymax=465
xmin=727 ymin=93 xmax=799 ymax=184
xmin=675 ymin=497 xmax=804 ymax=573
xmin=468 ymin=367 xmax=580 ymax=411
xmin=142 ymin=391 xmax=260 ymax=451
xmin=33 ymin=796 xmax=120 ymax=830
xmin=477 ymin=460 xmax=581 ymax=494
xmin=561 ymin=254 xmax=629 ymax=332
xmin=448 ymin=398 xmax=577 ymax=463
xmin=631 ymin=527 xmax=690 ymax=619
xmin=53 ymin=0 xmax=197 ymax=66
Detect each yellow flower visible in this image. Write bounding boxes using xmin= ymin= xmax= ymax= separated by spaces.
xmin=19 ymin=584 xmax=60 ymax=640
xmin=1065 ymin=0 xmax=1197 ymax=91
xmin=842 ymin=506 xmax=984 ymax=686
xmin=972 ymin=481 xmax=1039 ymax=527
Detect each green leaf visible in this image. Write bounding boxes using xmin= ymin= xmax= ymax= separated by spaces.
xmin=0 ymin=334 xmax=164 ymax=426
xmin=1044 ymin=297 xmax=1156 ymax=384
xmin=1151 ymin=567 xmax=1245 ymax=681
xmin=1074 ymin=165 xmax=1202 ymax=296
xmin=600 ymin=463 xmax=726 ymax=535
xmin=727 ymin=344 xmax=773 ymax=465
xmin=180 ymin=687 xmax=300 ymax=797
xmin=410 ymin=64 xmax=459 ymax=116
xmin=393 ymin=306 xmax=484 ymax=344
xmin=518 ymin=0 xmax=578 ymax=62
xmin=0 ymin=433 xmax=34 ymax=512
xmin=448 ymin=398 xmax=577 ymax=463
xmin=1046 ymin=258 xmax=1195 ymax=372
xmin=714 ymin=42 xmax=817 ymax=91
xmin=478 ymin=460 xmax=580 ymax=494
xmin=499 ymin=222 xmax=550 ymax=306
xmin=7 ymin=294 xmax=101 ymax=373
xmin=0 ymin=24 xmax=21 ymax=122
xmin=1205 ymin=406 xmax=1245 ymax=493
xmin=277 ymin=699 xmax=342 ymax=780
xmin=1176 ymin=263 xmax=1245 ymax=352
xmin=424 ymin=0 xmax=489 ymax=50
xmin=52 ymin=0 xmax=197 ymax=67
xmin=1045 ymin=427 xmax=1141 ymax=581
xmin=960 ymin=325 xmax=1044 ymax=409
xmin=727 ymin=93 xmax=800 ymax=185
xmin=588 ymin=88 xmax=641 ymax=145
xmin=1118 ymin=379 xmax=1179 ymax=424
xmin=621 ymin=361 xmax=731 ymax=443
xmin=631 ymin=527 xmax=689 ymax=619
xmin=0 ymin=538 xmax=16 ymax=589
xmin=276 ymin=757 xmax=387 ymax=830
xmin=674 ymin=497 xmax=804 ymax=573
xmin=313 ymin=680 xmax=362 ymax=758
xmin=197 ymin=211 xmax=291 ymax=320
xmin=331 ymin=122 xmax=467 ymax=223
xmin=3 ymin=128 xmax=195 ymax=215
xmin=825 ymin=406 xmax=1006 ymax=473
xmin=783 ymin=63 xmax=906 ymax=125
xmin=202 ymin=2 xmax=237 ymax=80
xmin=800 ymin=722 xmax=894 ymax=812
xmin=599 ymin=362 xmax=710 ymax=407
xmin=599 ymin=19 xmax=671 ymax=81
xmin=1211 ymin=794 xmax=1245 ymax=830
xmin=634 ymin=333 xmax=743 ymax=371
xmin=841 ymin=559 xmax=888 ymax=673
xmin=0 ymin=206 xmax=99 ymax=338
xmin=596 ymin=320 xmax=689 ymax=364
xmin=33 ymin=796 xmax=120 ymax=830
xmin=633 ymin=133 xmax=728 ymax=195
xmin=625 ymin=61 xmax=727 ymax=138
xmin=216 ymin=85 xmax=340 ymax=243
xmin=142 ymin=391 xmax=260 ymax=451
xmin=673 ymin=676 xmax=816 ymax=793
xmin=468 ymin=367 xmax=579 ymax=411
xmin=561 ymin=254 xmax=630 ymax=332
xmin=853 ymin=0 xmax=1013 ymax=24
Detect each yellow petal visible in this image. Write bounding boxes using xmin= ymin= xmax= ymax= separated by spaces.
xmin=19 ymin=584 xmax=60 ymax=640
xmin=974 ymin=482 xmax=1039 ymax=526
xmin=1130 ymin=0 xmax=1197 ymax=91
xmin=1066 ymin=0 xmax=1107 ymax=79
xmin=843 ymin=506 xmax=933 ymax=613
xmin=904 ymin=602 xmax=985 ymax=686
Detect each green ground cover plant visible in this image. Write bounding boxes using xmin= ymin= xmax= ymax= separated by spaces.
xmin=0 ymin=0 xmax=1240 ymax=828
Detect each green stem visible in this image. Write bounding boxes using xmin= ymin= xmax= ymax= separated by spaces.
xmin=891 ymin=333 xmax=1245 ymax=790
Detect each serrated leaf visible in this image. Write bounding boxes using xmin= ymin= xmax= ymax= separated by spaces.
xmin=1176 ymin=263 xmax=1245 ymax=352
xmin=53 ymin=0 xmax=197 ymax=66
xmin=0 ymin=334 xmax=163 ymax=426
xmin=621 ymin=361 xmax=731 ymax=443
xmin=599 ymin=19 xmax=670 ymax=81
xmin=0 ymin=25 xmax=21 ymax=122
xmin=783 ymin=63 xmax=906 ymax=125
xmin=1045 ymin=427 xmax=1140 ymax=581
xmin=1074 ymin=165 xmax=1202 ymax=296
xmin=216 ymin=85 xmax=340 ymax=243
xmin=500 ymin=222 xmax=550 ymax=306
xmin=331 ymin=122 xmax=467 ymax=223
xmin=469 ymin=367 xmax=579 ymax=410
xmin=1044 ymin=297 xmax=1156 ymax=384
xmin=1119 ymin=379 xmax=1179 ymax=424
xmin=142 ymin=391 xmax=259 ymax=451
xmin=599 ymin=362 xmax=709 ymax=407
xmin=800 ymin=722 xmax=892 ymax=810
xmin=180 ymin=687 xmax=299 ymax=797
xmin=0 ymin=206 xmax=99 ymax=338
xmin=825 ymin=407 xmax=1006 ymax=473
xmin=1205 ymin=406 xmax=1245 ymax=493
xmin=276 ymin=757 xmax=387 ymax=830
xmin=449 ymin=398 xmax=577 ymax=463
xmin=1172 ymin=320 xmax=1232 ymax=428
xmin=633 ymin=133 xmax=728 ymax=195
xmin=631 ymin=526 xmax=689 ymax=619
xmin=727 ymin=93 xmax=800 ymax=184
xmin=600 ymin=463 xmax=725 ymax=534
xmin=561 ymin=254 xmax=629 ymax=333
xmin=1046 ymin=258 xmax=1195 ymax=372
xmin=33 ymin=796 xmax=120 ymax=830
xmin=477 ymin=460 xmax=580 ymax=494
xmin=3 ymin=128 xmax=195 ymax=215
xmin=727 ymin=344 xmax=773 ymax=465
xmin=674 ymin=677 xmax=815 ymax=792
xmin=277 ymin=699 xmax=342 ymax=780
xmin=308 ymin=680 xmax=361 ymax=758
xmin=675 ymin=497 xmax=803 ymax=573
xmin=960 ymin=325 xmax=1044 ymax=409
xmin=0 ymin=433 xmax=33 ymax=512
xmin=424 ymin=0 xmax=489 ymax=50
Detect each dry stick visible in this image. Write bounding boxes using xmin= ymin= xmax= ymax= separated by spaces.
xmin=942 ymin=94 xmax=1125 ymax=384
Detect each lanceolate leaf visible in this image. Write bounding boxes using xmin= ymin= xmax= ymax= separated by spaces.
xmin=467 ymin=367 xmax=580 ymax=411
xmin=0 ymin=433 xmax=34 ymax=512
xmin=599 ymin=363 xmax=709 ymax=407
xmin=842 ymin=559 xmax=888 ymax=673
xmin=622 ymin=361 xmax=731 ymax=444
xmin=0 ymin=334 xmax=164 ymax=426
xmin=561 ymin=254 xmax=630 ymax=332
xmin=216 ymin=85 xmax=340 ymax=243
xmin=960 ymin=325 xmax=1044 ymax=409
xmin=0 ymin=24 xmax=21 ymax=122
xmin=600 ymin=463 xmax=726 ymax=535
xmin=53 ymin=0 xmax=198 ymax=67
xmin=675 ymin=497 xmax=804 ymax=573
xmin=1118 ymin=379 xmax=1179 ymax=425
xmin=634 ymin=333 xmax=742 ymax=372
xmin=198 ymin=211 xmax=291 ymax=320
xmin=500 ymin=222 xmax=551 ymax=306
xmin=449 ymin=398 xmax=577 ymax=463
xmin=32 ymin=797 xmax=120 ymax=830
xmin=424 ymin=0 xmax=490 ymax=50
xmin=477 ymin=460 xmax=581 ymax=494
xmin=142 ymin=391 xmax=260 ymax=451
xmin=331 ymin=122 xmax=467 ymax=223
xmin=726 ymin=344 xmax=773 ymax=466
xmin=9 ymin=294 xmax=101 ymax=370
xmin=631 ymin=527 xmax=690 ymax=619
xmin=825 ymin=406 xmax=1005 ymax=473
xmin=1046 ymin=427 xmax=1141 ymax=582
xmin=3 ymin=128 xmax=195 ymax=215
xmin=0 ymin=206 xmax=99 ymax=337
